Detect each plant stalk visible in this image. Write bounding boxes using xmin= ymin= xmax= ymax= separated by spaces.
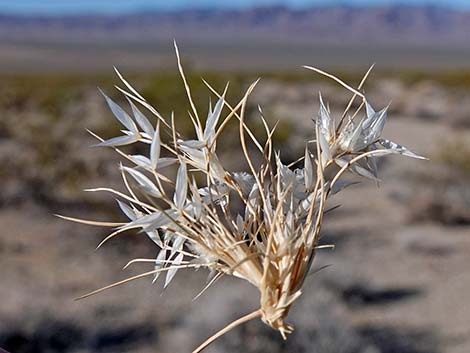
xmin=192 ymin=308 xmax=262 ymax=353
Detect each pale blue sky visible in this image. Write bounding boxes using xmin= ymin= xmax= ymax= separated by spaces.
xmin=0 ymin=0 xmax=469 ymax=15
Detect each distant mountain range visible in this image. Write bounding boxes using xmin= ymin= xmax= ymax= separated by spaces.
xmin=1 ymin=5 xmax=470 ymax=47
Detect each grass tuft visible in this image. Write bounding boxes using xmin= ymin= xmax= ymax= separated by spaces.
xmin=61 ymin=44 xmax=425 ymax=352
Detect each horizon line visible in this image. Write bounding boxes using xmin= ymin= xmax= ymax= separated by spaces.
xmin=0 ymin=2 xmax=469 ymax=17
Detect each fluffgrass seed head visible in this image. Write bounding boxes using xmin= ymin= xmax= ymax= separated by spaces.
xmin=62 ymin=44 xmax=425 ymax=352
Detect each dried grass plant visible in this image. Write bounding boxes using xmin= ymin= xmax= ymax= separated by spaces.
xmin=60 ymin=43 xmax=425 ymax=352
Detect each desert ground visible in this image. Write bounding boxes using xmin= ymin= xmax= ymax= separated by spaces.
xmin=2 ymin=39 xmax=470 ymax=73
xmin=0 ymin=65 xmax=469 ymax=353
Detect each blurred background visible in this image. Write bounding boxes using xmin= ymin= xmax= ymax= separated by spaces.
xmin=0 ymin=1 xmax=469 ymax=352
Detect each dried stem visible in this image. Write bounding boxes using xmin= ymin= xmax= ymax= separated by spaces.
xmin=192 ymin=309 xmax=262 ymax=353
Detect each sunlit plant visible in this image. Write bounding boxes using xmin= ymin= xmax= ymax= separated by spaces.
xmin=61 ymin=43 xmax=425 ymax=352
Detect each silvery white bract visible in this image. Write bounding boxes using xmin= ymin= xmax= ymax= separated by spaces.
xmin=62 ymin=45 xmax=426 ymax=353
xmin=314 ymin=89 xmax=425 ymax=178
xmin=305 ymin=64 xmax=426 ymax=166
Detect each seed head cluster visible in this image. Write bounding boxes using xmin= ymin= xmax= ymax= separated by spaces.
xmin=64 ymin=44 xmax=425 ymax=352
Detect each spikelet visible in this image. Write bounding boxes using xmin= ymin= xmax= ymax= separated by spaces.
xmin=60 ymin=43 xmax=425 ymax=352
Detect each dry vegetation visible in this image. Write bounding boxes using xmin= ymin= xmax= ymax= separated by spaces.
xmin=0 ymin=62 xmax=470 ymax=353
